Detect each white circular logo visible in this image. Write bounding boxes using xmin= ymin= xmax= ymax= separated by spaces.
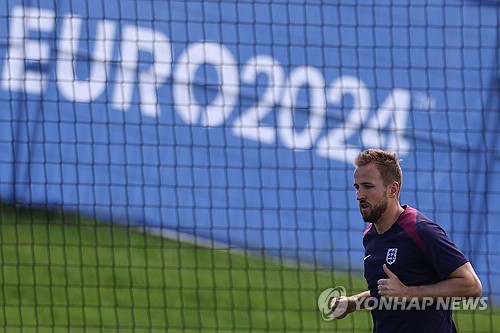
xmin=317 ymin=286 xmax=348 ymax=321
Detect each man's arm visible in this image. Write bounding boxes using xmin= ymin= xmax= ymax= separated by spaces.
xmin=350 ymin=290 xmax=372 ymax=307
xmin=378 ymin=262 xmax=482 ymax=299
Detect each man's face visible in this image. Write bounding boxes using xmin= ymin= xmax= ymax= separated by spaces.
xmin=353 ymin=163 xmax=389 ymax=223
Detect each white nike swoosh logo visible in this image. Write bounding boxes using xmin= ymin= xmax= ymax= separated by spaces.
xmin=364 ymin=254 xmax=371 ymax=261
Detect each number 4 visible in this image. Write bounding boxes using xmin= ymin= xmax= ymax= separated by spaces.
xmin=361 ymin=89 xmax=411 ymax=154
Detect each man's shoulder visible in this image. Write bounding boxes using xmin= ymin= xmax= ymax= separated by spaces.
xmin=399 ymin=206 xmax=459 ymax=255
xmin=396 ymin=205 xmax=431 ymax=252
xmin=398 ymin=205 xmax=442 ymax=232
xmin=410 ymin=209 xmax=447 ymax=237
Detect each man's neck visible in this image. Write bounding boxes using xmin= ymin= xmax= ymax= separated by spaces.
xmin=373 ymin=204 xmax=405 ymax=234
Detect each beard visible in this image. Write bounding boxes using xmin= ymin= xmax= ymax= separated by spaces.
xmin=360 ymin=194 xmax=388 ymax=223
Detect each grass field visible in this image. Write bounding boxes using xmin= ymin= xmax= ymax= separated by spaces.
xmin=0 ymin=204 xmax=498 ymax=332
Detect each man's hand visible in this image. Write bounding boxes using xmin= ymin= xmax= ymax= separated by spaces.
xmin=377 ymin=264 xmax=409 ymax=298
xmin=329 ymin=296 xmax=358 ymax=319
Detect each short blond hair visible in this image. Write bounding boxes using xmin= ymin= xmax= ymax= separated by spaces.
xmin=354 ymin=149 xmax=403 ymax=190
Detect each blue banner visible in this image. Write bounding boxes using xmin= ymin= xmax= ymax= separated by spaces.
xmin=0 ymin=0 xmax=498 ymax=301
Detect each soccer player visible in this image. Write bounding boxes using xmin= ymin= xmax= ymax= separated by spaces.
xmin=330 ymin=149 xmax=482 ymax=332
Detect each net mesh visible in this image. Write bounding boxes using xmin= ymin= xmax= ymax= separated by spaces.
xmin=0 ymin=0 xmax=499 ymax=331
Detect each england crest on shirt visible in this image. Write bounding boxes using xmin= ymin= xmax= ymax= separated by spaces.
xmin=386 ymin=248 xmax=398 ymax=265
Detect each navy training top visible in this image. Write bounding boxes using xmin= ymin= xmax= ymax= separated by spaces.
xmin=363 ymin=205 xmax=469 ymax=333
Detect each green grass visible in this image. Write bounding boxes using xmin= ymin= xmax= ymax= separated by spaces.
xmin=0 ymin=204 xmax=498 ymax=332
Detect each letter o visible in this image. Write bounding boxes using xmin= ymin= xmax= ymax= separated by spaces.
xmin=173 ymin=42 xmax=239 ymax=127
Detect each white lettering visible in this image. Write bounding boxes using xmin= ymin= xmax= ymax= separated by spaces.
xmin=436 ymin=297 xmax=452 ymax=310
xmin=422 ymin=297 xmax=434 ymax=309
xmin=173 ymin=42 xmax=239 ymax=126
xmin=364 ymin=297 xmax=378 ymax=310
xmin=316 ymin=76 xmax=370 ymax=162
xmin=354 ymin=296 xmax=489 ymax=311
xmin=479 ymin=297 xmax=489 ymax=310
xmin=112 ymin=25 xmax=172 ymax=117
xmin=353 ymin=296 xmax=367 ymax=310
xmin=57 ymin=16 xmax=116 ymax=102
xmin=278 ymin=66 xmax=326 ymax=149
xmin=360 ymin=88 xmax=411 ymax=153
xmin=405 ymin=297 xmax=420 ymax=310
xmin=451 ymin=297 xmax=463 ymax=310
xmin=233 ymin=55 xmax=284 ymax=144
xmin=461 ymin=297 xmax=480 ymax=310
xmin=378 ymin=297 xmax=393 ymax=310
xmin=2 ymin=6 xmax=55 ymax=94
xmin=1 ymin=6 xmax=413 ymax=162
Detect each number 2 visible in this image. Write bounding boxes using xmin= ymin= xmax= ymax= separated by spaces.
xmin=232 ymin=55 xmax=284 ymax=144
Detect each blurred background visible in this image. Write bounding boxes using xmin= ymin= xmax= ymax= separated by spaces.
xmin=0 ymin=0 xmax=498 ymax=331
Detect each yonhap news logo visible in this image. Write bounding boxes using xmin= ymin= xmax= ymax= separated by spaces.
xmin=317 ymin=286 xmax=489 ymax=321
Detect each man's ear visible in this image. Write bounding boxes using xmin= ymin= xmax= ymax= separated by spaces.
xmin=389 ymin=182 xmax=399 ymax=197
